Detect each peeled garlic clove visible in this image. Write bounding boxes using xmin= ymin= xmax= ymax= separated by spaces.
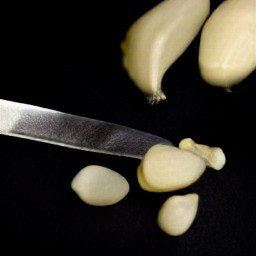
xmin=179 ymin=138 xmax=226 ymax=171
xmin=137 ymin=162 xmax=166 ymax=192
xmin=157 ymin=193 xmax=199 ymax=236
xmin=71 ymin=165 xmax=129 ymax=206
xmin=139 ymin=144 xmax=206 ymax=192
xmin=121 ymin=0 xmax=210 ymax=104
xmin=199 ymin=0 xmax=256 ymax=88
xmin=137 ymin=162 xmax=156 ymax=192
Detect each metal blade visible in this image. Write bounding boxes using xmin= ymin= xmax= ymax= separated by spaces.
xmin=0 ymin=99 xmax=172 ymax=159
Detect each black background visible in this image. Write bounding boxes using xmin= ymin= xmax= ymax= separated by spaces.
xmin=1 ymin=0 xmax=255 ymax=255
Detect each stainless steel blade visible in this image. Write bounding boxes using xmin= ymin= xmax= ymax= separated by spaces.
xmin=0 ymin=99 xmax=172 ymax=159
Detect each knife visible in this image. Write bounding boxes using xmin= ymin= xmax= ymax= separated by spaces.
xmin=0 ymin=99 xmax=173 ymax=159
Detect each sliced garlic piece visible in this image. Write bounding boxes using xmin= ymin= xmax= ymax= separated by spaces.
xmin=199 ymin=0 xmax=256 ymax=88
xmin=71 ymin=165 xmax=129 ymax=206
xmin=121 ymin=0 xmax=210 ymax=104
xmin=179 ymin=138 xmax=226 ymax=170
xmin=157 ymin=193 xmax=199 ymax=236
xmin=139 ymin=144 xmax=206 ymax=192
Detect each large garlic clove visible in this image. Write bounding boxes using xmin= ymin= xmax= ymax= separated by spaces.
xmin=199 ymin=0 xmax=256 ymax=88
xmin=157 ymin=193 xmax=199 ymax=236
xmin=139 ymin=144 xmax=206 ymax=192
xmin=71 ymin=165 xmax=129 ymax=206
xmin=137 ymin=162 xmax=167 ymax=192
xmin=121 ymin=0 xmax=210 ymax=104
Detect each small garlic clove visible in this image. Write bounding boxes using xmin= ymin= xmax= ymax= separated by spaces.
xmin=71 ymin=165 xmax=129 ymax=206
xmin=139 ymin=144 xmax=206 ymax=192
xmin=157 ymin=193 xmax=199 ymax=236
xmin=199 ymin=0 xmax=256 ymax=88
xmin=179 ymin=138 xmax=226 ymax=171
xmin=121 ymin=0 xmax=210 ymax=104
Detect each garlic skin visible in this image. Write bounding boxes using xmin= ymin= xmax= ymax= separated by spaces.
xmin=157 ymin=193 xmax=199 ymax=236
xmin=138 ymin=144 xmax=206 ymax=192
xmin=199 ymin=0 xmax=256 ymax=88
xmin=121 ymin=0 xmax=210 ymax=104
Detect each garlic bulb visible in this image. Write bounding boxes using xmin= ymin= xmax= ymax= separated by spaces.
xmin=121 ymin=0 xmax=210 ymax=104
xmin=199 ymin=0 xmax=256 ymax=88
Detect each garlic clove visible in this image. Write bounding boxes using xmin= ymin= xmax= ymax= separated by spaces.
xmin=179 ymin=138 xmax=226 ymax=171
xmin=137 ymin=162 xmax=167 ymax=192
xmin=157 ymin=193 xmax=199 ymax=236
xmin=71 ymin=165 xmax=129 ymax=206
xmin=121 ymin=0 xmax=210 ymax=104
xmin=139 ymin=144 xmax=206 ymax=192
xmin=199 ymin=0 xmax=256 ymax=88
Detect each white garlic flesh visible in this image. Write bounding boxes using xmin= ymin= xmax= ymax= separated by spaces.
xmin=137 ymin=162 xmax=167 ymax=192
xmin=71 ymin=165 xmax=129 ymax=206
xmin=157 ymin=193 xmax=199 ymax=236
xmin=121 ymin=0 xmax=210 ymax=104
xmin=199 ymin=0 xmax=256 ymax=88
xmin=137 ymin=144 xmax=206 ymax=192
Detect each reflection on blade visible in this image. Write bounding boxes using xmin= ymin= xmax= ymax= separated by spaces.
xmin=0 ymin=99 xmax=172 ymax=159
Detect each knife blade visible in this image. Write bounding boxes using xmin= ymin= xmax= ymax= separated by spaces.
xmin=0 ymin=99 xmax=173 ymax=159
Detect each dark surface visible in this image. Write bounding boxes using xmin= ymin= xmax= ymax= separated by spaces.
xmin=1 ymin=0 xmax=255 ymax=255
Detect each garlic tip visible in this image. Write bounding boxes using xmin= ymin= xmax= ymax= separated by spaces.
xmin=147 ymin=91 xmax=166 ymax=105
